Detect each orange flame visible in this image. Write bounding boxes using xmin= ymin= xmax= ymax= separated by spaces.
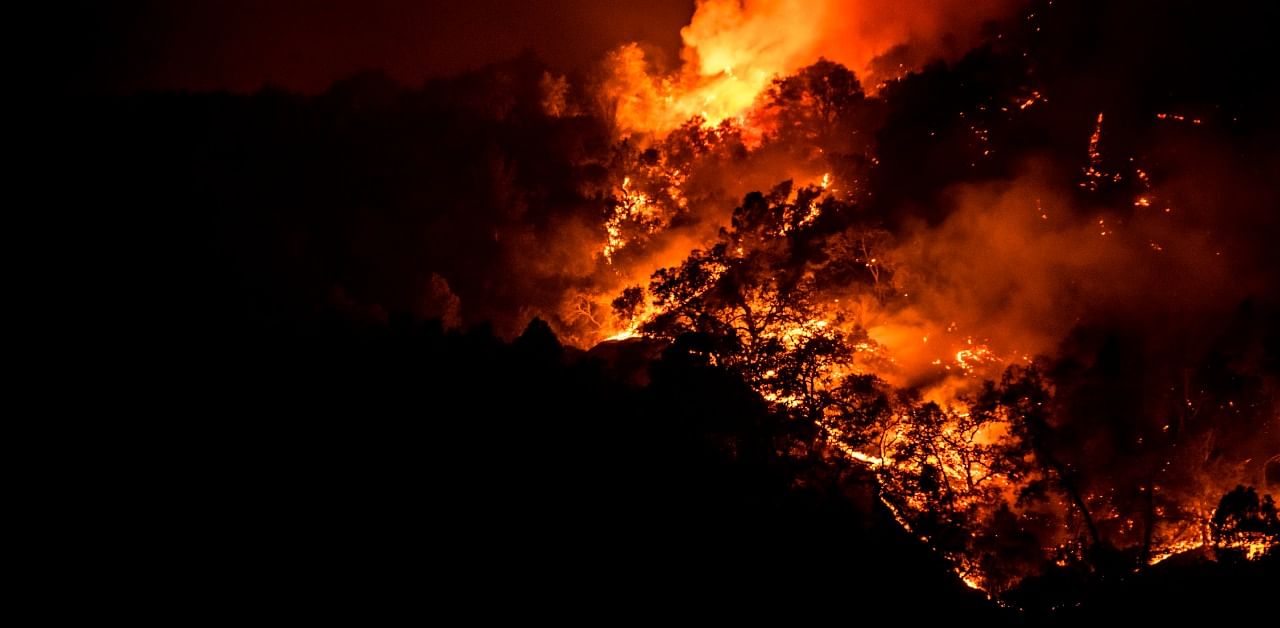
xmin=603 ymin=0 xmax=1024 ymax=137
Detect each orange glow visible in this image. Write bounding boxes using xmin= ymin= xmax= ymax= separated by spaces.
xmin=1018 ymin=90 xmax=1045 ymax=110
xmin=1081 ymin=112 xmax=1106 ymax=190
xmin=602 ymin=176 xmax=662 ymax=263
xmin=562 ymin=2 xmax=1280 ymax=597
xmin=602 ymin=0 xmax=1023 ymax=137
xmin=1156 ymin=112 xmax=1203 ymax=125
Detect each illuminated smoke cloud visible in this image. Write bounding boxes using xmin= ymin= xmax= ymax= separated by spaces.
xmin=601 ymin=0 xmax=1023 ymax=135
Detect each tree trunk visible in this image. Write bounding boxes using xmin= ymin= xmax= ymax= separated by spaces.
xmin=1049 ymin=457 xmax=1102 ymax=548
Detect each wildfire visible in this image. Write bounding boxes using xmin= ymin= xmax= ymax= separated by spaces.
xmin=118 ymin=0 xmax=1280 ymax=609
xmin=1156 ymin=112 xmax=1203 ymax=125
xmin=601 ymin=43 xmax=773 ymax=136
xmin=1080 ymin=112 xmax=1107 ymax=190
xmin=570 ymin=1 xmax=1280 ymax=600
xmin=792 ymin=179 xmax=830 ymax=231
xmin=602 ymin=0 xmax=1027 ymax=137
xmin=602 ymin=176 xmax=657 ymax=263
xmin=954 ymin=338 xmax=998 ymax=374
xmin=1017 ymin=90 xmax=1045 ymax=110
xmin=604 ymin=328 xmax=641 ymax=342
xmin=599 ymin=156 xmax=691 ymax=267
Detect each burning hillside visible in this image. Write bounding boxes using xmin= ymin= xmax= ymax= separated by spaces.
xmin=504 ymin=2 xmax=1280 ymax=593
xmin=88 ymin=0 xmax=1279 ymax=617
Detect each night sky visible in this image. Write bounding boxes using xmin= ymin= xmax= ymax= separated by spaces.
xmin=77 ymin=0 xmax=695 ymax=93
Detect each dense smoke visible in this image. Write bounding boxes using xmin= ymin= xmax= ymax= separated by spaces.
xmin=880 ymin=157 xmax=1270 ymax=390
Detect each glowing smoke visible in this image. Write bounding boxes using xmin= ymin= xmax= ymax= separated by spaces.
xmin=602 ymin=0 xmax=1024 ymax=136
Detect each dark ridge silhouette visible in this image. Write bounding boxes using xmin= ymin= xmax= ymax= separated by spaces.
xmin=116 ymin=312 xmax=1271 ymax=621
xmin=132 ymin=316 xmax=1008 ymax=620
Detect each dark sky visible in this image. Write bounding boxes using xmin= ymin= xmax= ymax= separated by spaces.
xmin=79 ymin=0 xmax=695 ymax=93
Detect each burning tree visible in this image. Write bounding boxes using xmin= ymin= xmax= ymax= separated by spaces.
xmin=592 ymin=55 xmax=1280 ymax=594
xmin=1211 ymin=485 xmax=1280 ymax=561
xmin=616 ymin=176 xmax=1060 ymax=590
xmin=626 ymin=180 xmax=892 ymax=418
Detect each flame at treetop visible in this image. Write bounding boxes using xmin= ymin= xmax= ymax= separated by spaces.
xmin=602 ymin=0 xmax=1024 ymax=137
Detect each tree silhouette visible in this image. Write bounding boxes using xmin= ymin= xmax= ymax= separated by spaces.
xmin=638 ymin=182 xmax=866 ymax=416
xmin=1211 ymin=485 xmax=1280 ymax=560
xmin=767 ymin=57 xmax=865 ymax=139
xmin=974 ymin=364 xmax=1104 ymax=553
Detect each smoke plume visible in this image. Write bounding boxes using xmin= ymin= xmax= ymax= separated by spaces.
xmin=603 ymin=0 xmax=1023 ymax=135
